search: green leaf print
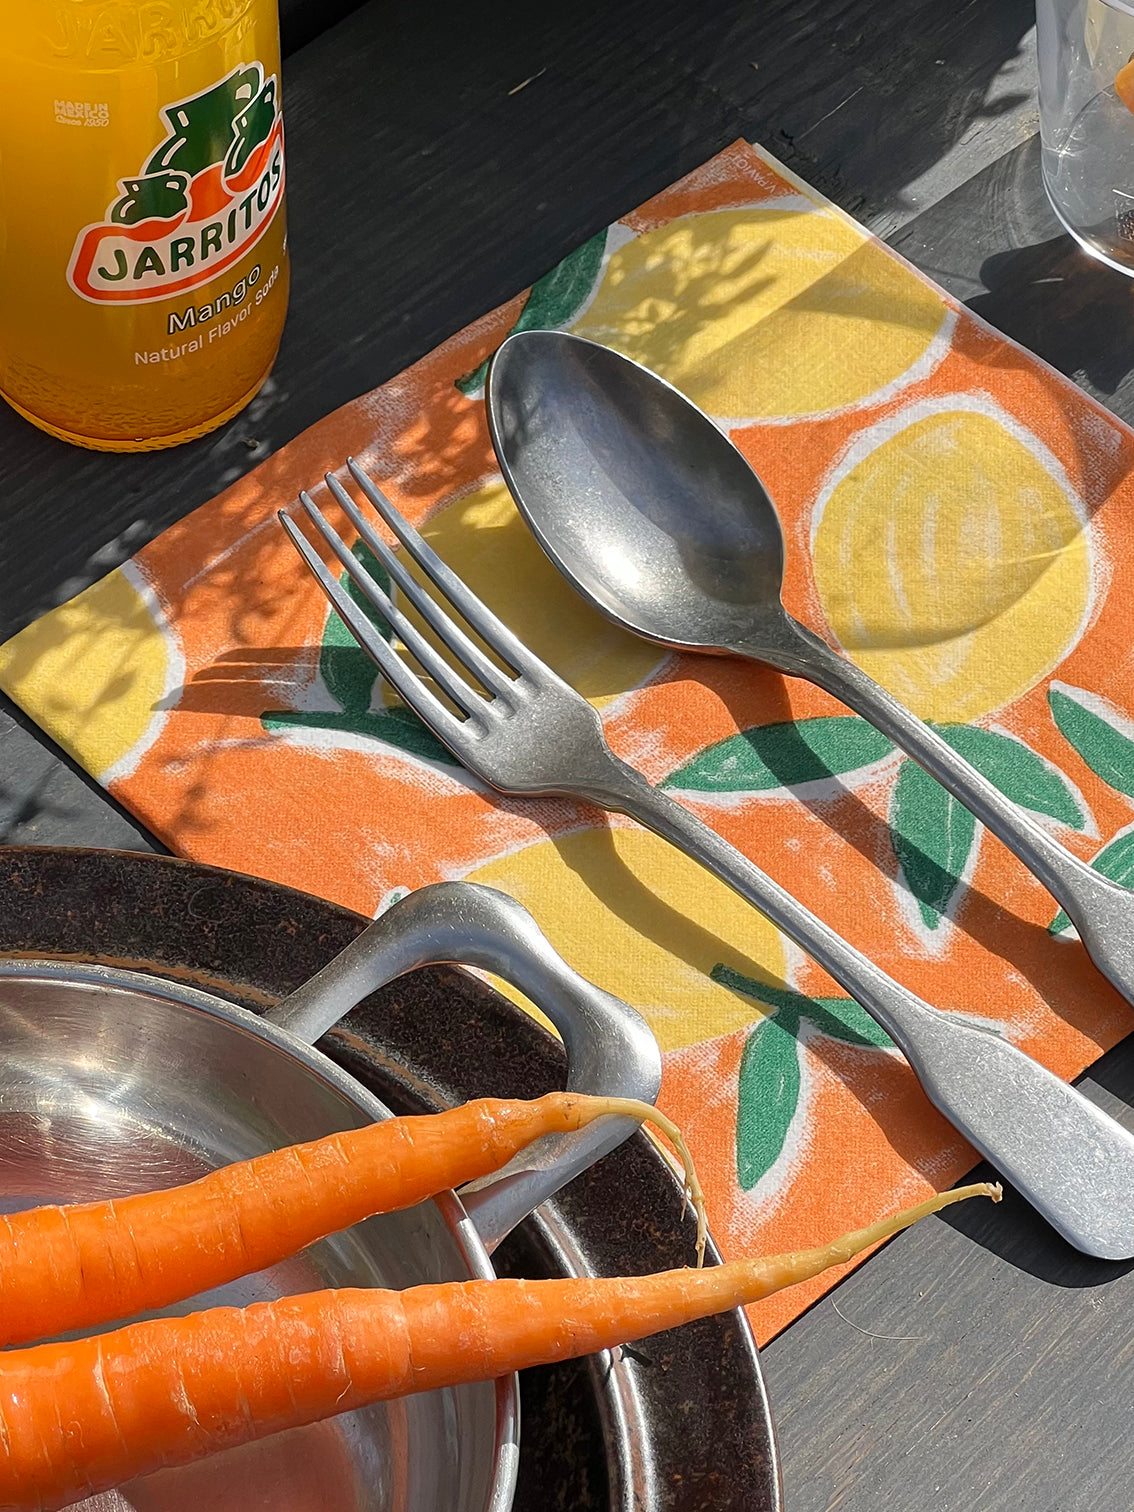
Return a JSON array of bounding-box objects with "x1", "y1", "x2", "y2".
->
[
  {"x1": 888, "y1": 723, "x2": 1084, "y2": 931},
  {"x1": 455, "y1": 229, "x2": 608, "y2": 396},
  {"x1": 262, "y1": 703, "x2": 454, "y2": 763},
  {"x1": 736, "y1": 1006, "x2": 802, "y2": 1192},
  {"x1": 1050, "y1": 826, "x2": 1134, "y2": 936},
  {"x1": 889, "y1": 757, "x2": 977, "y2": 930},
  {"x1": 934, "y1": 723, "x2": 1085, "y2": 829},
  {"x1": 720, "y1": 965, "x2": 893, "y2": 1191},
  {"x1": 661, "y1": 716, "x2": 894, "y2": 795},
  {"x1": 262, "y1": 541, "x2": 454, "y2": 766},
  {"x1": 1049, "y1": 685, "x2": 1134, "y2": 800}
]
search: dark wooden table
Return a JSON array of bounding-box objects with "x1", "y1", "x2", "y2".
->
[{"x1": 4, "y1": 1, "x2": 1134, "y2": 1507}]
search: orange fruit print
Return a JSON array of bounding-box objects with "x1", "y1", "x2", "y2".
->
[{"x1": 5, "y1": 140, "x2": 1134, "y2": 1343}]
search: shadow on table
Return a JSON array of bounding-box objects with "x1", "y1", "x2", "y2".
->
[
  {"x1": 970, "y1": 235, "x2": 1134, "y2": 401},
  {"x1": 0, "y1": 695, "x2": 163, "y2": 853},
  {"x1": 937, "y1": 1033, "x2": 1134, "y2": 1288}
]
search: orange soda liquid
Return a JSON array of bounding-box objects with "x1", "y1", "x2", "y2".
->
[{"x1": 0, "y1": 2, "x2": 290, "y2": 452}]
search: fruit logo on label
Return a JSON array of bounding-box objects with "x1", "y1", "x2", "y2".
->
[{"x1": 67, "y1": 63, "x2": 284, "y2": 305}]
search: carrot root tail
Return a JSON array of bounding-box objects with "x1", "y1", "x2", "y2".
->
[
  {"x1": 566, "y1": 1096, "x2": 708, "y2": 1267},
  {"x1": 768, "y1": 1180, "x2": 1002, "y2": 1296}
]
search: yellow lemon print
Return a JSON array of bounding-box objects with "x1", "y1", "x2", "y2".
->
[
  {"x1": 466, "y1": 825, "x2": 790, "y2": 1052},
  {"x1": 571, "y1": 207, "x2": 949, "y2": 421},
  {"x1": 0, "y1": 567, "x2": 177, "y2": 781},
  {"x1": 812, "y1": 408, "x2": 1092, "y2": 723},
  {"x1": 388, "y1": 479, "x2": 663, "y2": 706}
]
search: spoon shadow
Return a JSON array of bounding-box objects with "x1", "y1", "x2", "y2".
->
[
  {"x1": 938, "y1": 1147, "x2": 1134, "y2": 1288},
  {"x1": 489, "y1": 331, "x2": 1131, "y2": 1051}
]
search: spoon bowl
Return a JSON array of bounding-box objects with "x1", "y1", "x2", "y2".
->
[{"x1": 487, "y1": 329, "x2": 787, "y2": 653}]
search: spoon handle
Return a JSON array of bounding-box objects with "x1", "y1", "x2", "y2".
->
[
  {"x1": 579, "y1": 757, "x2": 1134, "y2": 1258},
  {"x1": 748, "y1": 623, "x2": 1134, "y2": 943}
]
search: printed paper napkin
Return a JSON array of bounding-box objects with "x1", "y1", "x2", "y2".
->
[{"x1": 5, "y1": 140, "x2": 1134, "y2": 1341}]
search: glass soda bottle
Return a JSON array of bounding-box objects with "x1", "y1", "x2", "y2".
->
[{"x1": 0, "y1": 2, "x2": 290, "y2": 451}]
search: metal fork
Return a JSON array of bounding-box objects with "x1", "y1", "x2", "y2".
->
[{"x1": 281, "y1": 459, "x2": 1134, "y2": 1259}]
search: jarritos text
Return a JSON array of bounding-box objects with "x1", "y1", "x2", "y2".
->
[{"x1": 67, "y1": 64, "x2": 284, "y2": 306}]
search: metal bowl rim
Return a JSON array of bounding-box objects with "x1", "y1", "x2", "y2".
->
[{"x1": 0, "y1": 955, "x2": 521, "y2": 1512}]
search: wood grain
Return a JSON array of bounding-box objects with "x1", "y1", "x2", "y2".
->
[{"x1": 764, "y1": 1036, "x2": 1134, "y2": 1510}]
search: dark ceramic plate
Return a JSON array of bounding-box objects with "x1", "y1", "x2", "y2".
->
[{"x1": 0, "y1": 846, "x2": 780, "y2": 1512}]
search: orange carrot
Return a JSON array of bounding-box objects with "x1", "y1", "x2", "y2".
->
[
  {"x1": 0, "y1": 1093, "x2": 704, "y2": 1347},
  {"x1": 1118, "y1": 57, "x2": 1134, "y2": 114},
  {"x1": 0, "y1": 1181, "x2": 999, "y2": 1511}
]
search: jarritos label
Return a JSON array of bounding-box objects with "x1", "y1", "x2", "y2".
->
[{"x1": 67, "y1": 63, "x2": 284, "y2": 306}]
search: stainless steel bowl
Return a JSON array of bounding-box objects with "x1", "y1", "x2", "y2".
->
[{"x1": 0, "y1": 881, "x2": 662, "y2": 1512}]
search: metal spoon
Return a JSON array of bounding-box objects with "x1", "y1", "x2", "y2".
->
[{"x1": 486, "y1": 329, "x2": 1134, "y2": 1014}]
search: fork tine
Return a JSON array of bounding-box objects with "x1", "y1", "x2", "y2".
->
[
  {"x1": 279, "y1": 510, "x2": 470, "y2": 751},
  {"x1": 296, "y1": 491, "x2": 489, "y2": 720},
  {"x1": 346, "y1": 458, "x2": 550, "y2": 680},
  {"x1": 323, "y1": 472, "x2": 515, "y2": 701}
]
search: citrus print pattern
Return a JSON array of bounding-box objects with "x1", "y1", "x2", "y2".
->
[
  {"x1": 664, "y1": 712, "x2": 1089, "y2": 938},
  {"x1": 466, "y1": 826, "x2": 790, "y2": 1052},
  {"x1": 391, "y1": 479, "x2": 665, "y2": 706},
  {"x1": 810, "y1": 403, "x2": 1094, "y2": 725},
  {"x1": 571, "y1": 207, "x2": 953, "y2": 423},
  {"x1": 7, "y1": 140, "x2": 1134, "y2": 1343},
  {"x1": 0, "y1": 562, "x2": 181, "y2": 783}
]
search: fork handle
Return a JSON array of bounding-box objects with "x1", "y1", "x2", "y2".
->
[{"x1": 580, "y1": 756, "x2": 1134, "y2": 1258}]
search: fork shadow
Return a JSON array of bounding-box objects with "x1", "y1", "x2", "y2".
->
[
  {"x1": 165, "y1": 634, "x2": 1134, "y2": 1206},
  {"x1": 935, "y1": 1033, "x2": 1134, "y2": 1287},
  {"x1": 167, "y1": 648, "x2": 316, "y2": 715}
]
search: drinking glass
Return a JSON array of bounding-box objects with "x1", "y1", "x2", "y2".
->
[{"x1": 1037, "y1": 0, "x2": 1134, "y2": 272}]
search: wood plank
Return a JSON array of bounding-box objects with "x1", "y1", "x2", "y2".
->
[
  {"x1": 0, "y1": 704, "x2": 159, "y2": 852},
  {"x1": 890, "y1": 135, "x2": 1134, "y2": 425},
  {"x1": 279, "y1": 0, "x2": 367, "y2": 56}
]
